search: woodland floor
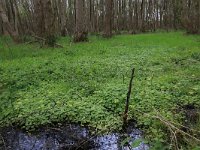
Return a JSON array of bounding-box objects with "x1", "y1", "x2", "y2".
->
[{"x1": 0, "y1": 32, "x2": 200, "y2": 148}]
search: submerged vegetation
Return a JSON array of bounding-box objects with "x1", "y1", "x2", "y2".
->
[{"x1": 0, "y1": 32, "x2": 200, "y2": 149}]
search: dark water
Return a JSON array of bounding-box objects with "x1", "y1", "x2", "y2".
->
[{"x1": 0, "y1": 124, "x2": 149, "y2": 150}]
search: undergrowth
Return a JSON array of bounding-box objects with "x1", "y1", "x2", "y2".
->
[{"x1": 0, "y1": 32, "x2": 200, "y2": 149}]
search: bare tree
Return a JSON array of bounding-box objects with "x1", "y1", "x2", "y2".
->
[
  {"x1": 104, "y1": 0, "x2": 113, "y2": 38},
  {"x1": 0, "y1": 0, "x2": 20, "y2": 42},
  {"x1": 33, "y1": 0, "x2": 56, "y2": 46},
  {"x1": 74, "y1": 0, "x2": 87, "y2": 42},
  {"x1": 59, "y1": 0, "x2": 67, "y2": 36},
  {"x1": 1, "y1": 0, "x2": 200, "y2": 41}
]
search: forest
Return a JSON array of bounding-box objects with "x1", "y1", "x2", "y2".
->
[{"x1": 0, "y1": 0, "x2": 200, "y2": 150}]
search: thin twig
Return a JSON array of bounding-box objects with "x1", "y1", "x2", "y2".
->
[
  {"x1": 153, "y1": 110, "x2": 200, "y2": 143},
  {"x1": 136, "y1": 108, "x2": 200, "y2": 147},
  {"x1": 153, "y1": 108, "x2": 200, "y2": 134},
  {"x1": 154, "y1": 113, "x2": 200, "y2": 143}
]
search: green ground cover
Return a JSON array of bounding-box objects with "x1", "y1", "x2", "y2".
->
[{"x1": 0, "y1": 32, "x2": 200, "y2": 149}]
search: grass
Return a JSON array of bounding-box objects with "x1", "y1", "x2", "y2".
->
[{"x1": 0, "y1": 32, "x2": 200, "y2": 149}]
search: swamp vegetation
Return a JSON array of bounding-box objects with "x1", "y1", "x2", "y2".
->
[{"x1": 0, "y1": 32, "x2": 200, "y2": 149}]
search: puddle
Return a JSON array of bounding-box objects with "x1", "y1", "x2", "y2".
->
[{"x1": 0, "y1": 124, "x2": 149, "y2": 150}]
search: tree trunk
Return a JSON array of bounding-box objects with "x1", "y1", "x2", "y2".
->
[
  {"x1": 34, "y1": 0, "x2": 56, "y2": 46},
  {"x1": 43, "y1": 0, "x2": 55, "y2": 45},
  {"x1": 0, "y1": 17, "x2": 2, "y2": 35},
  {"x1": 0, "y1": 0, "x2": 20, "y2": 42},
  {"x1": 74, "y1": 0, "x2": 87, "y2": 42},
  {"x1": 128, "y1": 0, "x2": 133, "y2": 32},
  {"x1": 60, "y1": 0, "x2": 67, "y2": 36},
  {"x1": 34, "y1": 0, "x2": 44, "y2": 37},
  {"x1": 104, "y1": 0, "x2": 113, "y2": 38}
]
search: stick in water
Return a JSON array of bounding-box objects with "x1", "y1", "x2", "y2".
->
[{"x1": 123, "y1": 68, "x2": 135, "y2": 127}]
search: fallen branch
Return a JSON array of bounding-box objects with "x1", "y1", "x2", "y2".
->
[
  {"x1": 31, "y1": 35, "x2": 64, "y2": 48},
  {"x1": 168, "y1": 118, "x2": 200, "y2": 134},
  {"x1": 136, "y1": 108, "x2": 200, "y2": 149},
  {"x1": 153, "y1": 109, "x2": 200, "y2": 142},
  {"x1": 25, "y1": 40, "x2": 38, "y2": 45},
  {"x1": 154, "y1": 114, "x2": 200, "y2": 143}
]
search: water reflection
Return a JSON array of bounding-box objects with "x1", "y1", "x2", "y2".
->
[{"x1": 0, "y1": 124, "x2": 149, "y2": 150}]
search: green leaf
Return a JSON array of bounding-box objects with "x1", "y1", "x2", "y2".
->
[
  {"x1": 121, "y1": 137, "x2": 131, "y2": 146},
  {"x1": 131, "y1": 138, "x2": 143, "y2": 148}
]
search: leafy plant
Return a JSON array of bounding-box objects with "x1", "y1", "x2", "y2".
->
[{"x1": 0, "y1": 32, "x2": 200, "y2": 149}]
